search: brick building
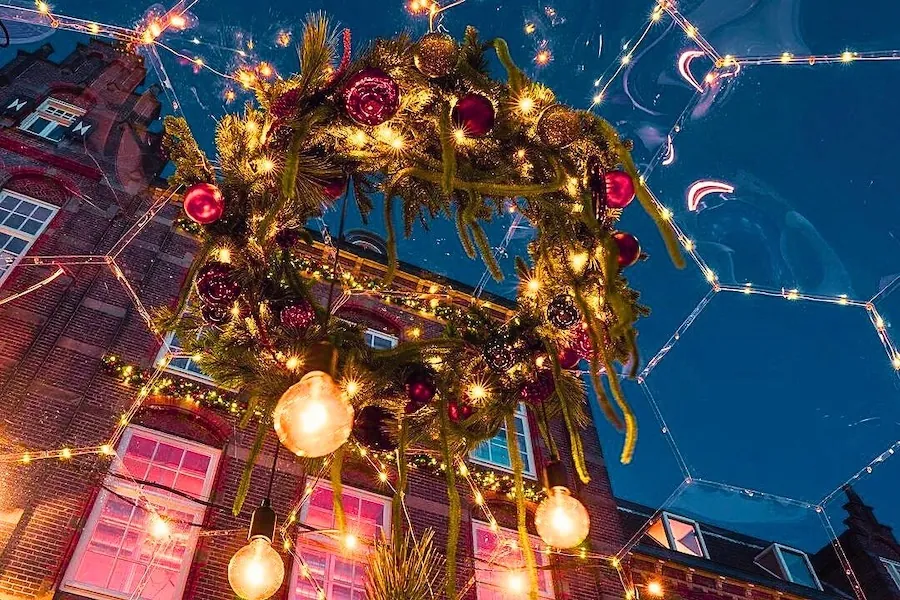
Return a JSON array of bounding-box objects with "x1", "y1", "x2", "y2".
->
[{"x1": 0, "y1": 39, "x2": 896, "y2": 600}]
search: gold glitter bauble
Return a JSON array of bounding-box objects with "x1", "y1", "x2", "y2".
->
[
  {"x1": 537, "y1": 105, "x2": 583, "y2": 147},
  {"x1": 414, "y1": 33, "x2": 458, "y2": 78}
]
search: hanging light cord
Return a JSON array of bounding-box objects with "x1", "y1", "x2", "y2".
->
[
  {"x1": 265, "y1": 442, "x2": 281, "y2": 500},
  {"x1": 324, "y1": 186, "x2": 352, "y2": 323}
]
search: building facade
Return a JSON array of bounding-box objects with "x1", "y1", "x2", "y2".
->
[{"x1": 0, "y1": 40, "x2": 896, "y2": 600}]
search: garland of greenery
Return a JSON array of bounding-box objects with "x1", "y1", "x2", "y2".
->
[{"x1": 158, "y1": 14, "x2": 682, "y2": 596}]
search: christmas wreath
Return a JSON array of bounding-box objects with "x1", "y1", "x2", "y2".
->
[{"x1": 159, "y1": 14, "x2": 683, "y2": 599}]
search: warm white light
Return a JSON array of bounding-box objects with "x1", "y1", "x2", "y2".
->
[
  {"x1": 780, "y1": 52, "x2": 793, "y2": 64},
  {"x1": 150, "y1": 516, "x2": 171, "y2": 540},
  {"x1": 841, "y1": 51, "x2": 854, "y2": 63},
  {"x1": 534, "y1": 486, "x2": 590, "y2": 549},
  {"x1": 526, "y1": 278, "x2": 541, "y2": 294},
  {"x1": 517, "y1": 96, "x2": 535, "y2": 114},
  {"x1": 506, "y1": 571, "x2": 527, "y2": 594},
  {"x1": 569, "y1": 251, "x2": 589, "y2": 273},
  {"x1": 343, "y1": 533, "x2": 358, "y2": 550},
  {"x1": 468, "y1": 383, "x2": 488, "y2": 400},
  {"x1": 646, "y1": 580, "x2": 664, "y2": 596},
  {"x1": 273, "y1": 371, "x2": 354, "y2": 457},
  {"x1": 228, "y1": 538, "x2": 285, "y2": 600}
]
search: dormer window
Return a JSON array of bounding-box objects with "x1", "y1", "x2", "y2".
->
[
  {"x1": 755, "y1": 543, "x2": 822, "y2": 590},
  {"x1": 882, "y1": 557, "x2": 900, "y2": 590},
  {"x1": 646, "y1": 512, "x2": 708, "y2": 557},
  {"x1": 19, "y1": 97, "x2": 84, "y2": 141}
]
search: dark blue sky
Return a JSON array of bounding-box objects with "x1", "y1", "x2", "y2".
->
[{"x1": 6, "y1": 0, "x2": 900, "y2": 559}]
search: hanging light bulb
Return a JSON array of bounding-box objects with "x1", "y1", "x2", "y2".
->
[
  {"x1": 534, "y1": 461, "x2": 590, "y2": 549},
  {"x1": 273, "y1": 343, "x2": 354, "y2": 458},
  {"x1": 228, "y1": 500, "x2": 285, "y2": 600}
]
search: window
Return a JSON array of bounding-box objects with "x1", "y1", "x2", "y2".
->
[
  {"x1": 364, "y1": 327, "x2": 398, "y2": 350},
  {"x1": 288, "y1": 483, "x2": 391, "y2": 599},
  {"x1": 0, "y1": 190, "x2": 57, "y2": 287},
  {"x1": 158, "y1": 332, "x2": 215, "y2": 385},
  {"x1": 882, "y1": 558, "x2": 900, "y2": 589},
  {"x1": 61, "y1": 426, "x2": 221, "y2": 600},
  {"x1": 19, "y1": 97, "x2": 84, "y2": 141},
  {"x1": 646, "y1": 512, "x2": 708, "y2": 558},
  {"x1": 472, "y1": 521, "x2": 554, "y2": 600},
  {"x1": 754, "y1": 543, "x2": 822, "y2": 590},
  {"x1": 470, "y1": 403, "x2": 536, "y2": 477}
]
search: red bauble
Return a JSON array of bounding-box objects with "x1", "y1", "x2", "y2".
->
[
  {"x1": 269, "y1": 88, "x2": 303, "y2": 120},
  {"x1": 274, "y1": 227, "x2": 302, "y2": 249},
  {"x1": 405, "y1": 367, "x2": 436, "y2": 412},
  {"x1": 572, "y1": 324, "x2": 594, "y2": 359},
  {"x1": 353, "y1": 406, "x2": 398, "y2": 452},
  {"x1": 558, "y1": 345, "x2": 581, "y2": 370},
  {"x1": 613, "y1": 231, "x2": 641, "y2": 268},
  {"x1": 342, "y1": 68, "x2": 400, "y2": 126},
  {"x1": 451, "y1": 94, "x2": 495, "y2": 137},
  {"x1": 195, "y1": 262, "x2": 241, "y2": 306},
  {"x1": 448, "y1": 399, "x2": 473, "y2": 423},
  {"x1": 321, "y1": 177, "x2": 347, "y2": 201},
  {"x1": 183, "y1": 183, "x2": 224, "y2": 225},
  {"x1": 280, "y1": 299, "x2": 316, "y2": 330},
  {"x1": 519, "y1": 371, "x2": 555, "y2": 405},
  {"x1": 604, "y1": 171, "x2": 635, "y2": 209}
]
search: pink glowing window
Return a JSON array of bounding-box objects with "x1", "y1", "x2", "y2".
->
[
  {"x1": 472, "y1": 521, "x2": 555, "y2": 600},
  {"x1": 61, "y1": 426, "x2": 221, "y2": 600},
  {"x1": 288, "y1": 483, "x2": 391, "y2": 600},
  {"x1": 646, "y1": 512, "x2": 708, "y2": 558}
]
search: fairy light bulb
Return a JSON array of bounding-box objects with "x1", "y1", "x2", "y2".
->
[
  {"x1": 534, "y1": 461, "x2": 590, "y2": 549},
  {"x1": 229, "y1": 500, "x2": 285, "y2": 600},
  {"x1": 273, "y1": 344, "x2": 353, "y2": 458}
]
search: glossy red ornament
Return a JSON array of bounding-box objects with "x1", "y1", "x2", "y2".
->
[
  {"x1": 613, "y1": 231, "x2": 641, "y2": 268},
  {"x1": 451, "y1": 94, "x2": 495, "y2": 137},
  {"x1": 572, "y1": 324, "x2": 593, "y2": 360},
  {"x1": 280, "y1": 299, "x2": 316, "y2": 330},
  {"x1": 604, "y1": 171, "x2": 635, "y2": 209},
  {"x1": 519, "y1": 371, "x2": 555, "y2": 405},
  {"x1": 448, "y1": 399, "x2": 473, "y2": 423},
  {"x1": 269, "y1": 88, "x2": 302, "y2": 120},
  {"x1": 546, "y1": 294, "x2": 580, "y2": 329},
  {"x1": 195, "y1": 262, "x2": 241, "y2": 306},
  {"x1": 558, "y1": 345, "x2": 581, "y2": 370},
  {"x1": 405, "y1": 367, "x2": 436, "y2": 412},
  {"x1": 321, "y1": 177, "x2": 347, "y2": 202},
  {"x1": 183, "y1": 183, "x2": 224, "y2": 225},
  {"x1": 342, "y1": 68, "x2": 400, "y2": 126}
]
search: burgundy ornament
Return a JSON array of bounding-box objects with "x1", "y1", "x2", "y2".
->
[
  {"x1": 557, "y1": 345, "x2": 581, "y2": 370},
  {"x1": 353, "y1": 406, "x2": 398, "y2": 451},
  {"x1": 448, "y1": 399, "x2": 473, "y2": 423},
  {"x1": 451, "y1": 94, "x2": 495, "y2": 137},
  {"x1": 269, "y1": 88, "x2": 303, "y2": 120},
  {"x1": 321, "y1": 177, "x2": 348, "y2": 202},
  {"x1": 613, "y1": 231, "x2": 641, "y2": 268},
  {"x1": 405, "y1": 367, "x2": 436, "y2": 412},
  {"x1": 519, "y1": 371, "x2": 555, "y2": 405},
  {"x1": 546, "y1": 294, "x2": 580, "y2": 329},
  {"x1": 572, "y1": 324, "x2": 593, "y2": 360},
  {"x1": 604, "y1": 171, "x2": 635, "y2": 209},
  {"x1": 274, "y1": 227, "x2": 302, "y2": 249},
  {"x1": 200, "y1": 302, "x2": 231, "y2": 326},
  {"x1": 482, "y1": 333, "x2": 519, "y2": 372},
  {"x1": 195, "y1": 262, "x2": 241, "y2": 306},
  {"x1": 183, "y1": 183, "x2": 224, "y2": 225},
  {"x1": 280, "y1": 299, "x2": 316, "y2": 330},
  {"x1": 342, "y1": 68, "x2": 400, "y2": 126}
]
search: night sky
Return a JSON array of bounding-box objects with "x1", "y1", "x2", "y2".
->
[{"x1": 4, "y1": 0, "x2": 900, "y2": 560}]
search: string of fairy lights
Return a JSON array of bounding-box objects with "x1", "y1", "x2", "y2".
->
[{"x1": 0, "y1": 0, "x2": 898, "y2": 598}]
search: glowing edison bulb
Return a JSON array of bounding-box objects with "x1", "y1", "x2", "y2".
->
[
  {"x1": 273, "y1": 371, "x2": 354, "y2": 457},
  {"x1": 534, "y1": 486, "x2": 590, "y2": 549},
  {"x1": 228, "y1": 538, "x2": 285, "y2": 600}
]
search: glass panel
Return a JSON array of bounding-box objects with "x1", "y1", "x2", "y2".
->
[
  {"x1": 19, "y1": 219, "x2": 41, "y2": 235},
  {"x1": 667, "y1": 518, "x2": 704, "y2": 556},
  {"x1": 31, "y1": 206, "x2": 52, "y2": 221},
  {"x1": 781, "y1": 548, "x2": 818, "y2": 588},
  {"x1": 645, "y1": 518, "x2": 669, "y2": 549},
  {"x1": 12, "y1": 201, "x2": 36, "y2": 216},
  {"x1": 0, "y1": 196, "x2": 16, "y2": 209},
  {"x1": 24, "y1": 116, "x2": 51, "y2": 134},
  {"x1": 3, "y1": 214, "x2": 25, "y2": 230},
  {"x1": 45, "y1": 125, "x2": 66, "y2": 141}
]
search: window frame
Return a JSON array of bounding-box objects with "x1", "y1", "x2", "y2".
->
[
  {"x1": 882, "y1": 557, "x2": 900, "y2": 589},
  {"x1": 157, "y1": 332, "x2": 217, "y2": 386},
  {"x1": 288, "y1": 482, "x2": 392, "y2": 600},
  {"x1": 60, "y1": 425, "x2": 221, "y2": 600},
  {"x1": 471, "y1": 520, "x2": 555, "y2": 600},
  {"x1": 363, "y1": 327, "x2": 398, "y2": 350},
  {"x1": 469, "y1": 403, "x2": 537, "y2": 479},
  {"x1": 18, "y1": 97, "x2": 84, "y2": 141},
  {"x1": 754, "y1": 543, "x2": 823, "y2": 590},
  {"x1": 0, "y1": 190, "x2": 58, "y2": 288},
  {"x1": 647, "y1": 512, "x2": 709, "y2": 558}
]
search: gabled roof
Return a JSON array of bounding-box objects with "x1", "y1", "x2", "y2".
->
[{"x1": 617, "y1": 499, "x2": 853, "y2": 600}]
